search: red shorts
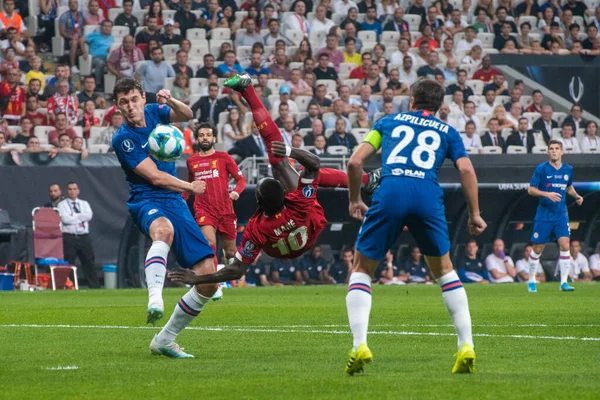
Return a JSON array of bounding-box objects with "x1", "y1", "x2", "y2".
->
[{"x1": 195, "y1": 212, "x2": 237, "y2": 241}]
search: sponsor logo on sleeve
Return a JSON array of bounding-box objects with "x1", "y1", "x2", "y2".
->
[
  {"x1": 148, "y1": 209, "x2": 158, "y2": 215},
  {"x1": 121, "y1": 139, "x2": 134, "y2": 153},
  {"x1": 302, "y1": 185, "x2": 315, "y2": 198},
  {"x1": 241, "y1": 241, "x2": 255, "y2": 257}
]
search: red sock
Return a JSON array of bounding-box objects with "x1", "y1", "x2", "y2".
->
[
  {"x1": 318, "y1": 168, "x2": 369, "y2": 188},
  {"x1": 210, "y1": 244, "x2": 218, "y2": 271},
  {"x1": 241, "y1": 85, "x2": 284, "y2": 166}
]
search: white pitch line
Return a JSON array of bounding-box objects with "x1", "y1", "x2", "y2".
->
[
  {"x1": 44, "y1": 366, "x2": 79, "y2": 371},
  {"x1": 0, "y1": 324, "x2": 598, "y2": 342}
]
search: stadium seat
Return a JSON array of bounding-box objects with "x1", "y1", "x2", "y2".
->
[
  {"x1": 351, "y1": 128, "x2": 369, "y2": 141},
  {"x1": 553, "y1": 112, "x2": 568, "y2": 125},
  {"x1": 163, "y1": 77, "x2": 175, "y2": 91},
  {"x1": 162, "y1": 44, "x2": 179, "y2": 61},
  {"x1": 405, "y1": 14, "x2": 422, "y2": 32},
  {"x1": 94, "y1": 109, "x2": 106, "y2": 121},
  {"x1": 266, "y1": 79, "x2": 285, "y2": 94},
  {"x1": 286, "y1": 29, "x2": 304, "y2": 45},
  {"x1": 522, "y1": 112, "x2": 541, "y2": 125},
  {"x1": 289, "y1": 62, "x2": 303, "y2": 70},
  {"x1": 111, "y1": 26, "x2": 129, "y2": 42},
  {"x1": 235, "y1": 11, "x2": 248, "y2": 26},
  {"x1": 295, "y1": 96, "x2": 312, "y2": 113},
  {"x1": 331, "y1": 13, "x2": 346, "y2": 25},
  {"x1": 476, "y1": 112, "x2": 491, "y2": 127},
  {"x1": 298, "y1": 128, "x2": 311, "y2": 137},
  {"x1": 500, "y1": 128, "x2": 512, "y2": 140},
  {"x1": 507, "y1": 145, "x2": 527, "y2": 154},
  {"x1": 465, "y1": 146, "x2": 478, "y2": 154},
  {"x1": 316, "y1": 79, "x2": 337, "y2": 93},
  {"x1": 551, "y1": 128, "x2": 562, "y2": 139},
  {"x1": 460, "y1": 64, "x2": 478, "y2": 78},
  {"x1": 479, "y1": 33, "x2": 495, "y2": 48},
  {"x1": 188, "y1": 45, "x2": 209, "y2": 62},
  {"x1": 583, "y1": 146, "x2": 600, "y2": 153},
  {"x1": 374, "y1": 112, "x2": 385, "y2": 122},
  {"x1": 34, "y1": 126, "x2": 54, "y2": 144},
  {"x1": 83, "y1": 24, "x2": 99, "y2": 36},
  {"x1": 466, "y1": 80, "x2": 484, "y2": 96},
  {"x1": 532, "y1": 145, "x2": 548, "y2": 154},
  {"x1": 482, "y1": 146, "x2": 502, "y2": 154},
  {"x1": 89, "y1": 144, "x2": 110, "y2": 153},
  {"x1": 104, "y1": 74, "x2": 116, "y2": 95},
  {"x1": 326, "y1": 145, "x2": 349, "y2": 155},
  {"x1": 324, "y1": 128, "x2": 335, "y2": 138},
  {"x1": 186, "y1": 28, "x2": 207, "y2": 41},
  {"x1": 79, "y1": 54, "x2": 92, "y2": 76},
  {"x1": 358, "y1": 31, "x2": 376, "y2": 43},
  {"x1": 345, "y1": 79, "x2": 360, "y2": 91},
  {"x1": 108, "y1": 7, "x2": 123, "y2": 21}
]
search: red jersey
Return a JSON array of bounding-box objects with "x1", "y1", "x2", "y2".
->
[
  {"x1": 236, "y1": 176, "x2": 327, "y2": 263},
  {"x1": 349, "y1": 66, "x2": 368, "y2": 80},
  {"x1": 186, "y1": 151, "x2": 246, "y2": 217},
  {"x1": 0, "y1": 82, "x2": 25, "y2": 120},
  {"x1": 472, "y1": 67, "x2": 500, "y2": 83},
  {"x1": 26, "y1": 111, "x2": 48, "y2": 127}
]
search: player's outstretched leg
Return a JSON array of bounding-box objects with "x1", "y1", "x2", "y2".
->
[
  {"x1": 224, "y1": 74, "x2": 284, "y2": 166},
  {"x1": 318, "y1": 167, "x2": 382, "y2": 196},
  {"x1": 151, "y1": 258, "x2": 217, "y2": 358},
  {"x1": 345, "y1": 251, "x2": 375, "y2": 376},
  {"x1": 145, "y1": 240, "x2": 169, "y2": 326},
  {"x1": 427, "y1": 254, "x2": 475, "y2": 373}
]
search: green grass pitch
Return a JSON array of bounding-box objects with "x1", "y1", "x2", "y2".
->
[{"x1": 1, "y1": 283, "x2": 599, "y2": 399}]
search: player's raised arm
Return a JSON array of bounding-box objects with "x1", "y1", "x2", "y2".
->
[
  {"x1": 168, "y1": 259, "x2": 248, "y2": 285},
  {"x1": 272, "y1": 141, "x2": 320, "y2": 177},
  {"x1": 455, "y1": 157, "x2": 486, "y2": 236},
  {"x1": 156, "y1": 89, "x2": 193, "y2": 123},
  {"x1": 347, "y1": 142, "x2": 377, "y2": 221},
  {"x1": 134, "y1": 158, "x2": 206, "y2": 194}
]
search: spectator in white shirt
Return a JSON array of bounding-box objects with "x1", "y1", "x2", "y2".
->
[
  {"x1": 390, "y1": 38, "x2": 416, "y2": 66},
  {"x1": 555, "y1": 240, "x2": 593, "y2": 282},
  {"x1": 335, "y1": 0, "x2": 359, "y2": 16},
  {"x1": 444, "y1": 9, "x2": 467, "y2": 37},
  {"x1": 311, "y1": 5, "x2": 335, "y2": 48},
  {"x1": 476, "y1": 87, "x2": 499, "y2": 114},
  {"x1": 558, "y1": 122, "x2": 582, "y2": 153},
  {"x1": 449, "y1": 90, "x2": 465, "y2": 114},
  {"x1": 589, "y1": 247, "x2": 600, "y2": 279},
  {"x1": 57, "y1": 182, "x2": 99, "y2": 288},
  {"x1": 399, "y1": 55, "x2": 418, "y2": 86},
  {"x1": 485, "y1": 239, "x2": 517, "y2": 283},
  {"x1": 580, "y1": 120, "x2": 600, "y2": 151},
  {"x1": 461, "y1": 121, "x2": 483, "y2": 151},
  {"x1": 285, "y1": 1, "x2": 310, "y2": 37},
  {"x1": 515, "y1": 244, "x2": 546, "y2": 282},
  {"x1": 456, "y1": 101, "x2": 482, "y2": 131},
  {"x1": 456, "y1": 26, "x2": 483, "y2": 52}
]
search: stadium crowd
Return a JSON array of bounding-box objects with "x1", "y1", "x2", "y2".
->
[
  {"x1": 239, "y1": 239, "x2": 600, "y2": 286},
  {"x1": 1, "y1": 0, "x2": 600, "y2": 159}
]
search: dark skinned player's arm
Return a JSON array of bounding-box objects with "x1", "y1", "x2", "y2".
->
[
  {"x1": 271, "y1": 141, "x2": 320, "y2": 192},
  {"x1": 169, "y1": 258, "x2": 248, "y2": 285}
]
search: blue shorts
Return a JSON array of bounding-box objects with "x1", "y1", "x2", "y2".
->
[
  {"x1": 356, "y1": 179, "x2": 450, "y2": 260},
  {"x1": 530, "y1": 217, "x2": 570, "y2": 244},
  {"x1": 129, "y1": 198, "x2": 213, "y2": 269}
]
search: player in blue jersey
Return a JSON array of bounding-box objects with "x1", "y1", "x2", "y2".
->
[
  {"x1": 112, "y1": 78, "x2": 218, "y2": 359},
  {"x1": 344, "y1": 79, "x2": 487, "y2": 375},
  {"x1": 525, "y1": 140, "x2": 584, "y2": 293}
]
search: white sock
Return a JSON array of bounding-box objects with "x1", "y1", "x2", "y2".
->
[
  {"x1": 145, "y1": 241, "x2": 169, "y2": 308},
  {"x1": 156, "y1": 287, "x2": 210, "y2": 345},
  {"x1": 528, "y1": 250, "x2": 542, "y2": 283},
  {"x1": 346, "y1": 272, "x2": 372, "y2": 349},
  {"x1": 438, "y1": 271, "x2": 473, "y2": 350},
  {"x1": 559, "y1": 251, "x2": 571, "y2": 285}
]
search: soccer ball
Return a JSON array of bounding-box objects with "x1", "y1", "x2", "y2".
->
[{"x1": 148, "y1": 124, "x2": 186, "y2": 162}]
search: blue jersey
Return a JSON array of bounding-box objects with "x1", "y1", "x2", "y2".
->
[
  {"x1": 530, "y1": 161, "x2": 573, "y2": 221},
  {"x1": 366, "y1": 111, "x2": 467, "y2": 185},
  {"x1": 112, "y1": 104, "x2": 180, "y2": 205}
]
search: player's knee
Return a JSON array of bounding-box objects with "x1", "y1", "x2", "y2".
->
[{"x1": 151, "y1": 224, "x2": 174, "y2": 244}]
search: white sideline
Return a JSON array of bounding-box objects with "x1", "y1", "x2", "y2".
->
[
  {"x1": 0, "y1": 324, "x2": 599, "y2": 342},
  {"x1": 44, "y1": 366, "x2": 79, "y2": 371}
]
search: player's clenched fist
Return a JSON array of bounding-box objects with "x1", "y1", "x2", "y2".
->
[
  {"x1": 271, "y1": 141, "x2": 288, "y2": 158},
  {"x1": 349, "y1": 201, "x2": 368, "y2": 221},
  {"x1": 468, "y1": 215, "x2": 487, "y2": 236},
  {"x1": 156, "y1": 89, "x2": 172, "y2": 104},
  {"x1": 190, "y1": 180, "x2": 206, "y2": 194},
  {"x1": 229, "y1": 191, "x2": 240, "y2": 201}
]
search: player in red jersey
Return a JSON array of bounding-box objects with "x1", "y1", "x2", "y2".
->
[
  {"x1": 169, "y1": 73, "x2": 380, "y2": 286},
  {"x1": 186, "y1": 122, "x2": 246, "y2": 265}
]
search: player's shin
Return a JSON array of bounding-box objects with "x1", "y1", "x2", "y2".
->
[
  {"x1": 346, "y1": 272, "x2": 372, "y2": 349},
  {"x1": 145, "y1": 241, "x2": 169, "y2": 308},
  {"x1": 438, "y1": 271, "x2": 473, "y2": 349},
  {"x1": 559, "y1": 251, "x2": 571, "y2": 285},
  {"x1": 155, "y1": 286, "x2": 211, "y2": 345},
  {"x1": 318, "y1": 168, "x2": 371, "y2": 188},
  {"x1": 528, "y1": 251, "x2": 542, "y2": 283}
]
